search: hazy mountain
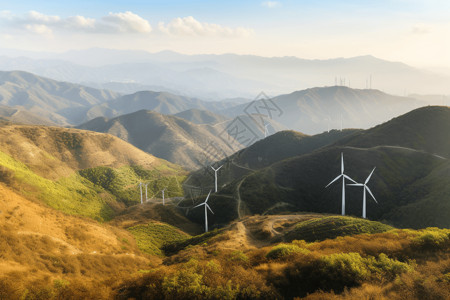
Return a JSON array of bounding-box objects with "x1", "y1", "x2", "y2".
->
[
  {"x1": 84, "y1": 90, "x2": 242, "y2": 122},
  {"x1": 173, "y1": 109, "x2": 229, "y2": 124},
  {"x1": 0, "y1": 104, "x2": 56, "y2": 125},
  {"x1": 2, "y1": 48, "x2": 450, "y2": 99},
  {"x1": 221, "y1": 86, "x2": 423, "y2": 134},
  {"x1": 0, "y1": 70, "x2": 120, "y2": 125},
  {"x1": 77, "y1": 109, "x2": 286, "y2": 170}
]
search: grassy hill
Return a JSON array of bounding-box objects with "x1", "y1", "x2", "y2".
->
[
  {"x1": 336, "y1": 106, "x2": 450, "y2": 159},
  {"x1": 0, "y1": 70, "x2": 120, "y2": 125},
  {"x1": 0, "y1": 124, "x2": 186, "y2": 221},
  {"x1": 184, "y1": 129, "x2": 359, "y2": 195},
  {"x1": 0, "y1": 183, "x2": 153, "y2": 299}
]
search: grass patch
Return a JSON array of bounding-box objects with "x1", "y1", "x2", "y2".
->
[
  {"x1": 128, "y1": 222, "x2": 190, "y2": 256},
  {"x1": 284, "y1": 216, "x2": 394, "y2": 242}
]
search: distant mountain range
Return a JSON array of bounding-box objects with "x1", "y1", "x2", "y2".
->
[
  {"x1": 186, "y1": 106, "x2": 450, "y2": 229},
  {"x1": 221, "y1": 86, "x2": 424, "y2": 134},
  {"x1": 0, "y1": 70, "x2": 120, "y2": 125},
  {"x1": 1, "y1": 48, "x2": 450, "y2": 99}
]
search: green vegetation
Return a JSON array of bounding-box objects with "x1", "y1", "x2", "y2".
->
[
  {"x1": 79, "y1": 165, "x2": 185, "y2": 206},
  {"x1": 128, "y1": 222, "x2": 190, "y2": 256},
  {"x1": 163, "y1": 228, "x2": 226, "y2": 255},
  {"x1": 0, "y1": 150, "x2": 114, "y2": 221},
  {"x1": 266, "y1": 243, "x2": 310, "y2": 260},
  {"x1": 0, "y1": 149, "x2": 185, "y2": 222},
  {"x1": 284, "y1": 216, "x2": 394, "y2": 242}
]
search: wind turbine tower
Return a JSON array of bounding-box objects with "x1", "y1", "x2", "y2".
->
[
  {"x1": 325, "y1": 153, "x2": 357, "y2": 215},
  {"x1": 264, "y1": 122, "x2": 270, "y2": 138},
  {"x1": 139, "y1": 182, "x2": 143, "y2": 204},
  {"x1": 211, "y1": 165, "x2": 223, "y2": 193},
  {"x1": 193, "y1": 190, "x2": 214, "y2": 232},
  {"x1": 348, "y1": 167, "x2": 378, "y2": 219}
]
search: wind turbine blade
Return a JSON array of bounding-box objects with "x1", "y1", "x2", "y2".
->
[
  {"x1": 343, "y1": 174, "x2": 357, "y2": 184},
  {"x1": 365, "y1": 186, "x2": 378, "y2": 203},
  {"x1": 205, "y1": 190, "x2": 212, "y2": 203},
  {"x1": 341, "y1": 153, "x2": 344, "y2": 174},
  {"x1": 217, "y1": 165, "x2": 223, "y2": 171},
  {"x1": 347, "y1": 183, "x2": 364, "y2": 186},
  {"x1": 326, "y1": 175, "x2": 342, "y2": 188},
  {"x1": 193, "y1": 203, "x2": 204, "y2": 209},
  {"x1": 211, "y1": 166, "x2": 216, "y2": 171},
  {"x1": 365, "y1": 167, "x2": 376, "y2": 184},
  {"x1": 206, "y1": 204, "x2": 214, "y2": 214}
]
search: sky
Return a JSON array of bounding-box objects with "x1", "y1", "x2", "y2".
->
[{"x1": 0, "y1": 0, "x2": 449, "y2": 68}]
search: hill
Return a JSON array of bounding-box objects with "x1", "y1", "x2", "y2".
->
[
  {"x1": 221, "y1": 86, "x2": 422, "y2": 134},
  {"x1": 173, "y1": 108, "x2": 229, "y2": 124},
  {"x1": 336, "y1": 106, "x2": 450, "y2": 159},
  {"x1": 184, "y1": 129, "x2": 359, "y2": 193},
  {"x1": 77, "y1": 110, "x2": 286, "y2": 170},
  {"x1": 185, "y1": 106, "x2": 450, "y2": 229},
  {"x1": 0, "y1": 182, "x2": 153, "y2": 298},
  {"x1": 0, "y1": 70, "x2": 120, "y2": 125},
  {"x1": 0, "y1": 104, "x2": 55, "y2": 125},
  {"x1": 84, "y1": 90, "x2": 240, "y2": 121},
  {"x1": 0, "y1": 124, "x2": 185, "y2": 220}
]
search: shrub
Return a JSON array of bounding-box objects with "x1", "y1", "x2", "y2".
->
[
  {"x1": 412, "y1": 228, "x2": 450, "y2": 250},
  {"x1": 266, "y1": 243, "x2": 310, "y2": 260}
]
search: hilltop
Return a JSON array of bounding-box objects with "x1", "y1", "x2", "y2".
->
[
  {"x1": 0, "y1": 70, "x2": 120, "y2": 125},
  {"x1": 336, "y1": 105, "x2": 450, "y2": 159}
]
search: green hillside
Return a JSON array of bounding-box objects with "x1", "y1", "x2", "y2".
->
[
  {"x1": 284, "y1": 216, "x2": 394, "y2": 242},
  {"x1": 0, "y1": 124, "x2": 186, "y2": 221},
  {"x1": 337, "y1": 106, "x2": 450, "y2": 158}
]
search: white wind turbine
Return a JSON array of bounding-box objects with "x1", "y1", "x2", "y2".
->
[
  {"x1": 325, "y1": 153, "x2": 357, "y2": 215},
  {"x1": 193, "y1": 190, "x2": 214, "y2": 232},
  {"x1": 145, "y1": 183, "x2": 149, "y2": 202},
  {"x1": 348, "y1": 167, "x2": 378, "y2": 219},
  {"x1": 211, "y1": 165, "x2": 223, "y2": 193},
  {"x1": 139, "y1": 182, "x2": 143, "y2": 204},
  {"x1": 264, "y1": 122, "x2": 270, "y2": 138}
]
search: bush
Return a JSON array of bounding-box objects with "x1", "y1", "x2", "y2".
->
[
  {"x1": 412, "y1": 228, "x2": 450, "y2": 250},
  {"x1": 266, "y1": 243, "x2": 310, "y2": 260}
]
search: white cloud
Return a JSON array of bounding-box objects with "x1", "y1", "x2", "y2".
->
[
  {"x1": 0, "y1": 10, "x2": 151, "y2": 34},
  {"x1": 102, "y1": 11, "x2": 152, "y2": 33},
  {"x1": 262, "y1": 1, "x2": 281, "y2": 8},
  {"x1": 158, "y1": 16, "x2": 253, "y2": 38}
]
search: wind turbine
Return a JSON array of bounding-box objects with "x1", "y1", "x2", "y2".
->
[
  {"x1": 144, "y1": 183, "x2": 149, "y2": 202},
  {"x1": 139, "y1": 182, "x2": 143, "y2": 204},
  {"x1": 193, "y1": 190, "x2": 214, "y2": 232},
  {"x1": 211, "y1": 165, "x2": 223, "y2": 193},
  {"x1": 348, "y1": 167, "x2": 378, "y2": 219},
  {"x1": 325, "y1": 153, "x2": 357, "y2": 215},
  {"x1": 161, "y1": 188, "x2": 166, "y2": 205},
  {"x1": 264, "y1": 122, "x2": 270, "y2": 138}
]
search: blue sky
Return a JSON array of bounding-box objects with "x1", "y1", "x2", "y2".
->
[{"x1": 0, "y1": 0, "x2": 448, "y2": 68}]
